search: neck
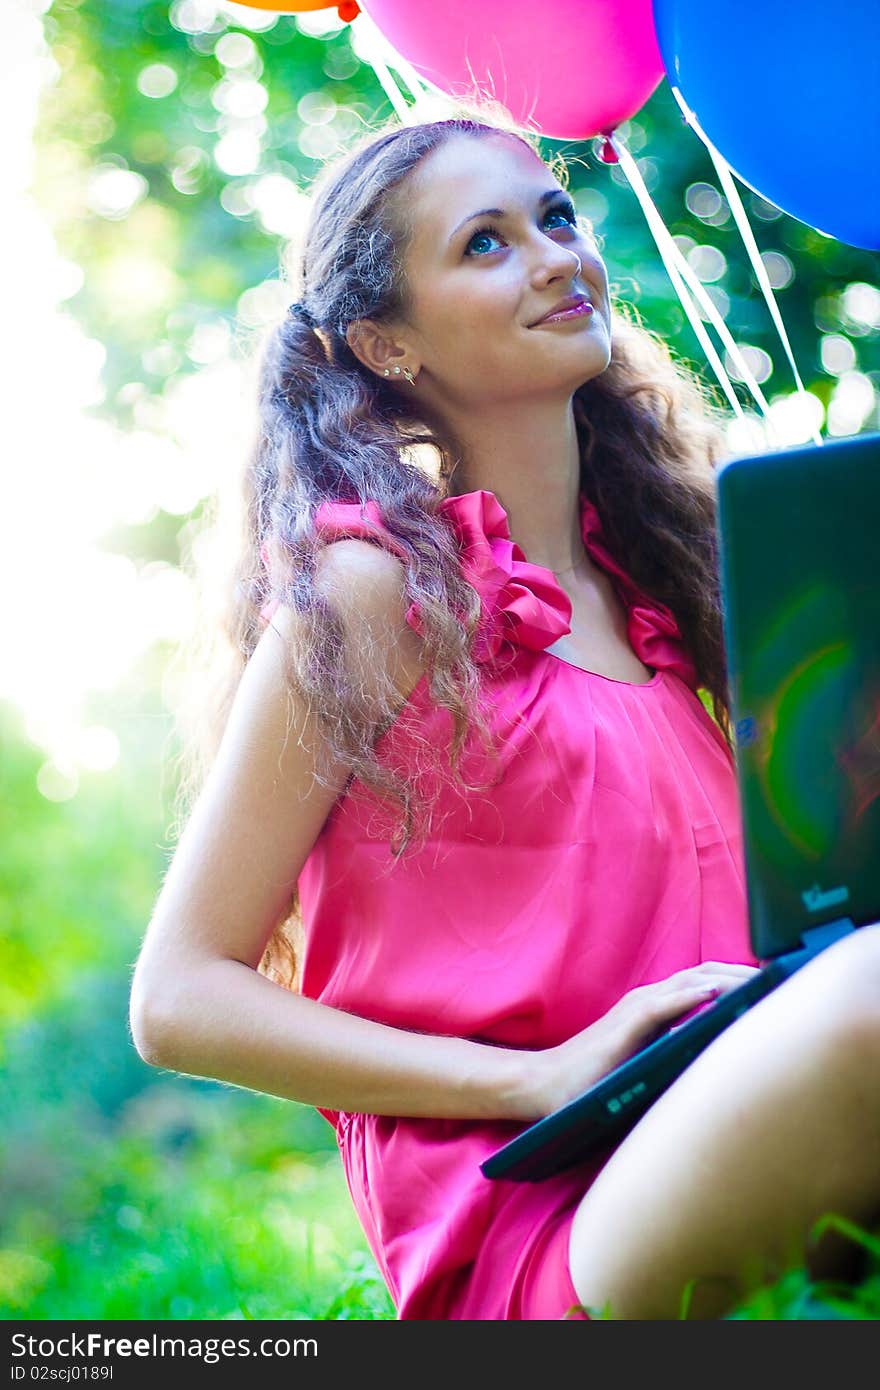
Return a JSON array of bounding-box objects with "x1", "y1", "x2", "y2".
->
[{"x1": 444, "y1": 395, "x2": 592, "y2": 575}]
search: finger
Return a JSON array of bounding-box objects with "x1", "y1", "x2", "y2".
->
[
  {"x1": 684, "y1": 971, "x2": 758, "y2": 995},
  {"x1": 678, "y1": 965, "x2": 760, "y2": 987},
  {"x1": 656, "y1": 965, "x2": 756, "y2": 996},
  {"x1": 642, "y1": 982, "x2": 725, "y2": 1026},
  {"x1": 698, "y1": 961, "x2": 761, "y2": 975},
  {"x1": 713, "y1": 975, "x2": 753, "y2": 994}
]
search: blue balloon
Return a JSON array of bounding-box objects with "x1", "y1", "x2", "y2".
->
[{"x1": 652, "y1": 0, "x2": 880, "y2": 250}]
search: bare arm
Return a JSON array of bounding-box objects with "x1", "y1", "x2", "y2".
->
[
  {"x1": 129, "y1": 538, "x2": 532, "y2": 1120},
  {"x1": 130, "y1": 539, "x2": 757, "y2": 1123},
  {"x1": 134, "y1": 957, "x2": 532, "y2": 1119}
]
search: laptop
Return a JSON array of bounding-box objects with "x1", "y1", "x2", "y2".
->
[{"x1": 482, "y1": 429, "x2": 880, "y2": 1182}]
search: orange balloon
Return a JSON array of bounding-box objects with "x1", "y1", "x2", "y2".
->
[{"x1": 226, "y1": 0, "x2": 359, "y2": 15}]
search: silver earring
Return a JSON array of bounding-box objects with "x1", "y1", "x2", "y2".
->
[{"x1": 382, "y1": 366, "x2": 417, "y2": 385}]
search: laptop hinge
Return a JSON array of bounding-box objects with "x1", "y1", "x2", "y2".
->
[{"x1": 801, "y1": 917, "x2": 857, "y2": 951}]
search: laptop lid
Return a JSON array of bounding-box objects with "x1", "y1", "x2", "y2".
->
[{"x1": 715, "y1": 429, "x2": 880, "y2": 962}]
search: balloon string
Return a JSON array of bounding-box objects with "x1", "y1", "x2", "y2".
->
[
  {"x1": 351, "y1": 11, "x2": 435, "y2": 124},
  {"x1": 607, "y1": 130, "x2": 781, "y2": 440},
  {"x1": 366, "y1": 55, "x2": 412, "y2": 122},
  {"x1": 700, "y1": 136, "x2": 824, "y2": 448},
  {"x1": 350, "y1": 11, "x2": 414, "y2": 122},
  {"x1": 376, "y1": 43, "x2": 433, "y2": 107}
]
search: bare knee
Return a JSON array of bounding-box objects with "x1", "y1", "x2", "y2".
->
[
  {"x1": 565, "y1": 926, "x2": 880, "y2": 1318},
  {"x1": 815, "y1": 918, "x2": 880, "y2": 984},
  {"x1": 796, "y1": 922, "x2": 880, "y2": 1063}
]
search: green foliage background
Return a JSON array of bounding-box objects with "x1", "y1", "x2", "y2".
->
[
  {"x1": 3, "y1": 0, "x2": 879, "y2": 1321},
  {"x1": 0, "y1": 687, "x2": 393, "y2": 1320},
  {"x1": 35, "y1": 0, "x2": 880, "y2": 425}
]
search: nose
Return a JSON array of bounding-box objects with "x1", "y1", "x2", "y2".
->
[
  {"x1": 532, "y1": 237, "x2": 607, "y2": 306},
  {"x1": 532, "y1": 241, "x2": 583, "y2": 287}
]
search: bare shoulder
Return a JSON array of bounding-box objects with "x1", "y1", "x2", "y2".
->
[
  {"x1": 131, "y1": 537, "x2": 430, "y2": 1010},
  {"x1": 271, "y1": 535, "x2": 427, "y2": 697},
  {"x1": 314, "y1": 535, "x2": 416, "y2": 622}
]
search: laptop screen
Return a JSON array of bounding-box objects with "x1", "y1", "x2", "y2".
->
[{"x1": 716, "y1": 430, "x2": 880, "y2": 960}]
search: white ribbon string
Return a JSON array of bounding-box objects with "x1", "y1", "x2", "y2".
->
[
  {"x1": 662, "y1": 86, "x2": 823, "y2": 448},
  {"x1": 351, "y1": 11, "x2": 431, "y2": 124},
  {"x1": 607, "y1": 130, "x2": 782, "y2": 441},
  {"x1": 362, "y1": 50, "x2": 412, "y2": 122},
  {"x1": 702, "y1": 138, "x2": 824, "y2": 448},
  {"x1": 373, "y1": 40, "x2": 433, "y2": 107}
]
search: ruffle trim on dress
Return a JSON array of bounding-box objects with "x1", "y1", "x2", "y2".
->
[
  {"x1": 578, "y1": 494, "x2": 699, "y2": 691},
  {"x1": 258, "y1": 489, "x2": 698, "y2": 690},
  {"x1": 417, "y1": 489, "x2": 574, "y2": 663}
]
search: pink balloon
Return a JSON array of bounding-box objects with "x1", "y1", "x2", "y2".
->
[{"x1": 359, "y1": 0, "x2": 664, "y2": 138}]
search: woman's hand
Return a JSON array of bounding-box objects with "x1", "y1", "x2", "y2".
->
[{"x1": 527, "y1": 961, "x2": 761, "y2": 1119}]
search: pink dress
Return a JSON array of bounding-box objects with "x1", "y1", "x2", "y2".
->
[{"x1": 259, "y1": 486, "x2": 758, "y2": 1320}]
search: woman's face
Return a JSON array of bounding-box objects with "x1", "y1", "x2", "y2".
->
[{"x1": 395, "y1": 133, "x2": 612, "y2": 411}]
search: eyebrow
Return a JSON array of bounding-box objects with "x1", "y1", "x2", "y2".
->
[{"x1": 448, "y1": 189, "x2": 572, "y2": 243}]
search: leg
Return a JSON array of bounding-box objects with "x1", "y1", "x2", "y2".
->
[{"x1": 568, "y1": 924, "x2": 880, "y2": 1319}]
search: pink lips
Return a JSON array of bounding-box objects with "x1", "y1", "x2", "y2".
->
[{"x1": 535, "y1": 302, "x2": 594, "y2": 325}]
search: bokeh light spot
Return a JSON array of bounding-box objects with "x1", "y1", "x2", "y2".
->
[
  {"x1": 842, "y1": 282, "x2": 880, "y2": 332},
  {"x1": 87, "y1": 164, "x2": 149, "y2": 220},
  {"x1": 724, "y1": 343, "x2": 774, "y2": 386},
  {"x1": 820, "y1": 334, "x2": 857, "y2": 376},
  {"x1": 137, "y1": 64, "x2": 178, "y2": 99},
  {"x1": 686, "y1": 243, "x2": 727, "y2": 284},
  {"x1": 214, "y1": 31, "x2": 259, "y2": 71},
  {"x1": 760, "y1": 250, "x2": 794, "y2": 291},
  {"x1": 37, "y1": 761, "x2": 79, "y2": 803}
]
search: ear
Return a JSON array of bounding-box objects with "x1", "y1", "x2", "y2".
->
[{"x1": 346, "y1": 318, "x2": 413, "y2": 382}]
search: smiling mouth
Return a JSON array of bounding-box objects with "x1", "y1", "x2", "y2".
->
[{"x1": 531, "y1": 302, "x2": 595, "y2": 326}]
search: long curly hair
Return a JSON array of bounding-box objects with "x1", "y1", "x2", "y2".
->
[{"x1": 168, "y1": 104, "x2": 735, "y2": 993}]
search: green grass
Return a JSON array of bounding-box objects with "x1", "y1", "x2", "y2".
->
[
  {"x1": 0, "y1": 703, "x2": 392, "y2": 1322},
  {"x1": 3, "y1": 966, "x2": 880, "y2": 1321},
  {"x1": 0, "y1": 970, "x2": 393, "y2": 1321}
]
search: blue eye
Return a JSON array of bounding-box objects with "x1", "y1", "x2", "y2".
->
[{"x1": 464, "y1": 201, "x2": 578, "y2": 257}]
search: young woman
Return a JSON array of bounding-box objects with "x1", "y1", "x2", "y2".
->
[{"x1": 129, "y1": 110, "x2": 880, "y2": 1320}]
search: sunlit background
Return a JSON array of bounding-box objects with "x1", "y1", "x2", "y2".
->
[
  {"x1": 2, "y1": 0, "x2": 879, "y2": 1321},
  {"x1": 4, "y1": 0, "x2": 879, "y2": 805}
]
